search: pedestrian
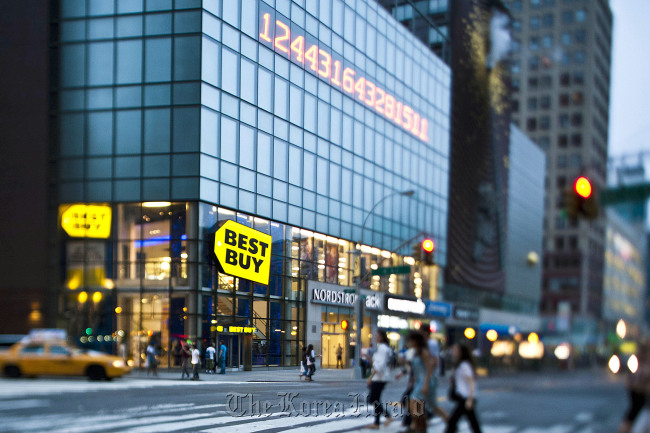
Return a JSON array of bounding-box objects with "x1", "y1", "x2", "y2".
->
[
  {"x1": 306, "y1": 344, "x2": 317, "y2": 381},
  {"x1": 421, "y1": 324, "x2": 448, "y2": 421},
  {"x1": 445, "y1": 343, "x2": 482, "y2": 433},
  {"x1": 336, "y1": 343, "x2": 343, "y2": 368},
  {"x1": 172, "y1": 339, "x2": 181, "y2": 367},
  {"x1": 619, "y1": 341, "x2": 650, "y2": 433},
  {"x1": 217, "y1": 340, "x2": 227, "y2": 374},
  {"x1": 180, "y1": 341, "x2": 192, "y2": 379},
  {"x1": 395, "y1": 346, "x2": 415, "y2": 429},
  {"x1": 365, "y1": 330, "x2": 393, "y2": 429},
  {"x1": 146, "y1": 340, "x2": 158, "y2": 377},
  {"x1": 405, "y1": 331, "x2": 437, "y2": 433},
  {"x1": 205, "y1": 342, "x2": 216, "y2": 374},
  {"x1": 300, "y1": 347, "x2": 308, "y2": 380},
  {"x1": 360, "y1": 346, "x2": 371, "y2": 378},
  {"x1": 191, "y1": 343, "x2": 200, "y2": 380}
]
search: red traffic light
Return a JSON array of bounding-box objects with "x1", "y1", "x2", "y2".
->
[
  {"x1": 341, "y1": 320, "x2": 349, "y2": 330},
  {"x1": 574, "y1": 176, "x2": 592, "y2": 199},
  {"x1": 422, "y1": 239, "x2": 435, "y2": 253}
]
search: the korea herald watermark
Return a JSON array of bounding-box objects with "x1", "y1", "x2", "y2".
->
[{"x1": 226, "y1": 392, "x2": 420, "y2": 418}]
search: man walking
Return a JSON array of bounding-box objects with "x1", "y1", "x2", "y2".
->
[
  {"x1": 191, "y1": 343, "x2": 201, "y2": 380},
  {"x1": 336, "y1": 344, "x2": 343, "y2": 368},
  {"x1": 205, "y1": 342, "x2": 216, "y2": 374},
  {"x1": 218, "y1": 340, "x2": 227, "y2": 374},
  {"x1": 180, "y1": 341, "x2": 192, "y2": 379}
]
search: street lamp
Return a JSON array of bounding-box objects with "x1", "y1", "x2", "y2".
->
[{"x1": 353, "y1": 189, "x2": 415, "y2": 379}]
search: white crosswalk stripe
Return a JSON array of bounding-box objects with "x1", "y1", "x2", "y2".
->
[{"x1": 0, "y1": 397, "x2": 586, "y2": 433}]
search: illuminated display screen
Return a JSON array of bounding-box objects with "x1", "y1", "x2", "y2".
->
[{"x1": 258, "y1": 11, "x2": 429, "y2": 143}]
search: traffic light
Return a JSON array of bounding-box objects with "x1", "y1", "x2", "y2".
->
[
  {"x1": 422, "y1": 239, "x2": 435, "y2": 265},
  {"x1": 563, "y1": 176, "x2": 598, "y2": 220},
  {"x1": 341, "y1": 319, "x2": 349, "y2": 330},
  {"x1": 412, "y1": 242, "x2": 422, "y2": 261}
]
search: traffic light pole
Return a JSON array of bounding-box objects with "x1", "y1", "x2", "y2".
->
[{"x1": 352, "y1": 190, "x2": 414, "y2": 380}]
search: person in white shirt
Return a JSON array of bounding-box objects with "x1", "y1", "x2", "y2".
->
[
  {"x1": 205, "y1": 342, "x2": 216, "y2": 374},
  {"x1": 366, "y1": 330, "x2": 393, "y2": 429},
  {"x1": 445, "y1": 343, "x2": 482, "y2": 433},
  {"x1": 191, "y1": 344, "x2": 201, "y2": 380}
]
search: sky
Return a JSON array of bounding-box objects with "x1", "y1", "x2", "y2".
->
[{"x1": 608, "y1": 0, "x2": 650, "y2": 157}]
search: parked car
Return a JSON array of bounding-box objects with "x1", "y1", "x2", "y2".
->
[{"x1": 0, "y1": 338, "x2": 130, "y2": 380}]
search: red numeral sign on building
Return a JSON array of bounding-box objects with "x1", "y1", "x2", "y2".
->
[{"x1": 259, "y1": 12, "x2": 429, "y2": 143}]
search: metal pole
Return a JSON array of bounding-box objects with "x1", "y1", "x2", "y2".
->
[{"x1": 353, "y1": 190, "x2": 414, "y2": 379}]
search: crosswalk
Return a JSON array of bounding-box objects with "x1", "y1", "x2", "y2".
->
[{"x1": 0, "y1": 399, "x2": 598, "y2": 433}]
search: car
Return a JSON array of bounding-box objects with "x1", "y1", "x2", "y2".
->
[{"x1": 0, "y1": 339, "x2": 131, "y2": 380}]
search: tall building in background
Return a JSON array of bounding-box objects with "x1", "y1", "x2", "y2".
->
[
  {"x1": 505, "y1": 0, "x2": 612, "y2": 336},
  {"x1": 379, "y1": 0, "x2": 546, "y2": 340}
]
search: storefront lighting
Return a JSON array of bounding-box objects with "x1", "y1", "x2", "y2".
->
[
  {"x1": 300, "y1": 229, "x2": 313, "y2": 237},
  {"x1": 404, "y1": 257, "x2": 415, "y2": 265},
  {"x1": 181, "y1": 253, "x2": 188, "y2": 259},
  {"x1": 211, "y1": 320, "x2": 217, "y2": 324},
  {"x1": 371, "y1": 248, "x2": 380, "y2": 255},
  {"x1": 142, "y1": 202, "x2": 171, "y2": 207},
  {"x1": 339, "y1": 257, "x2": 347, "y2": 262},
  {"x1": 318, "y1": 264, "x2": 325, "y2": 269},
  {"x1": 78, "y1": 291, "x2": 88, "y2": 304},
  {"x1": 115, "y1": 307, "x2": 122, "y2": 314},
  {"x1": 381, "y1": 251, "x2": 391, "y2": 258},
  {"x1": 67, "y1": 276, "x2": 81, "y2": 290},
  {"x1": 616, "y1": 319, "x2": 627, "y2": 339},
  {"x1": 527, "y1": 332, "x2": 539, "y2": 344},
  {"x1": 212, "y1": 206, "x2": 217, "y2": 212},
  {"x1": 103, "y1": 279, "x2": 115, "y2": 289},
  {"x1": 338, "y1": 239, "x2": 348, "y2": 246},
  {"x1": 371, "y1": 264, "x2": 378, "y2": 270},
  {"x1": 182, "y1": 307, "x2": 187, "y2": 312},
  {"x1": 628, "y1": 354, "x2": 639, "y2": 374},
  {"x1": 338, "y1": 274, "x2": 345, "y2": 279},
  {"x1": 292, "y1": 326, "x2": 298, "y2": 330},
  {"x1": 292, "y1": 245, "x2": 299, "y2": 251},
  {"x1": 92, "y1": 292, "x2": 102, "y2": 303},
  {"x1": 609, "y1": 355, "x2": 621, "y2": 374},
  {"x1": 554, "y1": 343, "x2": 570, "y2": 360},
  {"x1": 117, "y1": 330, "x2": 125, "y2": 337},
  {"x1": 141, "y1": 299, "x2": 148, "y2": 304},
  {"x1": 486, "y1": 330, "x2": 498, "y2": 342},
  {"x1": 464, "y1": 328, "x2": 476, "y2": 339},
  {"x1": 161, "y1": 261, "x2": 171, "y2": 271},
  {"x1": 291, "y1": 331, "x2": 297, "y2": 336}
]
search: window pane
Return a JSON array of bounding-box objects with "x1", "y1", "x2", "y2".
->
[
  {"x1": 145, "y1": 38, "x2": 172, "y2": 82},
  {"x1": 88, "y1": 42, "x2": 114, "y2": 85},
  {"x1": 174, "y1": 36, "x2": 201, "y2": 80},
  {"x1": 220, "y1": 116, "x2": 238, "y2": 163},
  {"x1": 115, "y1": 110, "x2": 142, "y2": 154},
  {"x1": 144, "y1": 108, "x2": 171, "y2": 153},
  {"x1": 117, "y1": 40, "x2": 143, "y2": 84},
  {"x1": 221, "y1": 47, "x2": 239, "y2": 96},
  {"x1": 88, "y1": 112, "x2": 114, "y2": 155}
]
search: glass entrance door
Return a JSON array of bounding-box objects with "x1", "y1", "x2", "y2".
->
[{"x1": 321, "y1": 333, "x2": 346, "y2": 368}]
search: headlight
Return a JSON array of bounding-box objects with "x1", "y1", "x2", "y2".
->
[
  {"x1": 112, "y1": 360, "x2": 125, "y2": 368},
  {"x1": 127, "y1": 360, "x2": 134, "y2": 367}
]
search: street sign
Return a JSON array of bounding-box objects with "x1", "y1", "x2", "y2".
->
[
  {"x1": 214, "y1": 220, "x2": 272, "y2": 285},
  {"x1": 425, "y1": 301, "x2": 453, "y2": 318},
  {"x1": 371, "y1": 265, "x2": 411, "y2": 276}
]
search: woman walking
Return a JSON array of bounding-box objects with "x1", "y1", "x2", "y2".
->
[
  {"x1": 405, "y1": 331, "x2": 437, "y2": 433},
  {"x1": 145, "y1": 339, "x2": 158, "y2": 376},
  {"x1": 300, "y1": 347, "x2": 308, "y2": 380},
  {"x1": 365, "y1": 330, "x2": 392, "y2": 429},
  {"x1": 445, "y1": 343, "x2": 482, "y2": 433},
  {"x1": 306, "y1": 344, "x2": 316, "y2": 381}
]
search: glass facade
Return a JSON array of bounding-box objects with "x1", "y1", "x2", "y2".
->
[{"x1": 55, "y1": 0, "x2": 451, "y2": 367}]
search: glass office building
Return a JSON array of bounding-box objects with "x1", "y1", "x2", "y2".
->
[{"x1": 55, "y1": 0, "x2": 451, "y2": 367}]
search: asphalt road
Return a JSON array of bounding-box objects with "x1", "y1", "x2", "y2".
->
[{"x1": 0, "y1": 368, "x2": 633, "y2": 433}]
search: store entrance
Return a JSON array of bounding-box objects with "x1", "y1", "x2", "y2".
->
[
  {"x1": 321, "y1": 333, "x2": 346, "y2": 368},
  {"x1": 216, "y1": 334, "x2": 241, "y2": 370}
]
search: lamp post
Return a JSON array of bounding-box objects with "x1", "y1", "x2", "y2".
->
[{"x1": 353, "y1": 189, "x2": 415, "y2": 379}]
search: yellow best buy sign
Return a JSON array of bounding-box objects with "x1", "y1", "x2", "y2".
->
[
  {"x1": 60, "y1": 204, "x2": 112, "y2": 239},
  {"x1": 214, "y1": 220, "x2": 272, "y2": 285}
]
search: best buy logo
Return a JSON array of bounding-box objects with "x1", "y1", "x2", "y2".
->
[{"x1": 214, "y1": 220, "x2": 272, "y2": 285}]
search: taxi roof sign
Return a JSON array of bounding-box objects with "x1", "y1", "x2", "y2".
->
[{"x1": 214, "y1": 220, "x2": 272, "y2": 285}]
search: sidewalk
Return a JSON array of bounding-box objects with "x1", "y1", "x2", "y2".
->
[{"x1": 129, "y1": 366, "x2": 368, "y2": 383}]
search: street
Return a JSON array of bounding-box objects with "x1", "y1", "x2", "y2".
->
[{"x1": 0, "y1": 368, "x2": 630, "y2": 433}]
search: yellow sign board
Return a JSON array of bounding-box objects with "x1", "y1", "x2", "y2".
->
[
  {"x1": 214, "y1": 220, "x2": 272, "y2": 285},
  {"x1": 214, "y1": 325, "x2": 257, "y2": 334},
  {"x1": 60, "y1": 204, "x2": 112, "y2": 239}
]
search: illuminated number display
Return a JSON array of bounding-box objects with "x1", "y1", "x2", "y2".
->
[{"x1": 258, "y1": 12, "x2": 429, "y2": 143}]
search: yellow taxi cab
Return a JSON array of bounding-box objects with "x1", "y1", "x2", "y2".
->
[{"x1": 0, "y1": 332, "x2": 131, "y2": 380}]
